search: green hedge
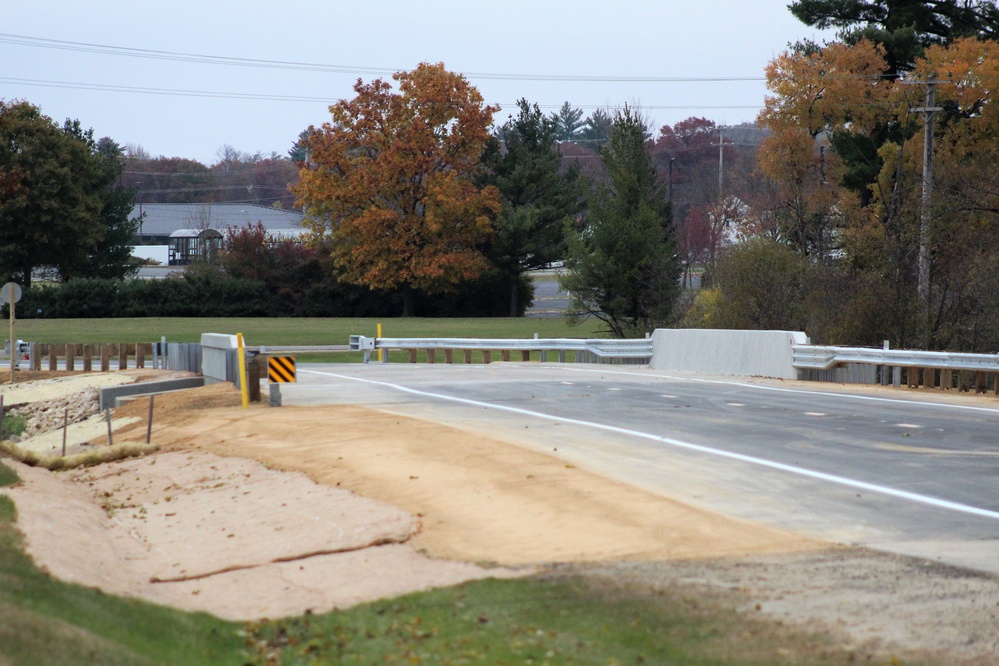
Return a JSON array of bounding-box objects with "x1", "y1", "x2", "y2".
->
[{"x1": 19, "y1": 272, "x2": 533, "y2": 318}]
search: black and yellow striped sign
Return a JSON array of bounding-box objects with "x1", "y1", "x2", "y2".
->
[{"x1": 268, "y1": 356, "x2": 296, "y2": 383}]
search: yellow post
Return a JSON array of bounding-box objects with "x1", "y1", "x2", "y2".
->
[
  {"x1": 236, "y1": 333, "x2": 249, "y2": 409},
  {"x1": 377, "y1": 322, "x2": 383, "y2": 362}
]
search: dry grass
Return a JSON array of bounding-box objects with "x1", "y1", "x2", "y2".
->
[{"x1": 0, "y1": 440, "x2": 158, "y2": 471}]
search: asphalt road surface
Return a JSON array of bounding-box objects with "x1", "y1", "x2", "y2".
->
[{"x1": 282, "y1": 362, "x2": 999, "y2": 574}]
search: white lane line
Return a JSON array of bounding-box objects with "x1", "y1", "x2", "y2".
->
[
  {"x1": 555, "y1": 366, "x2": 999, "y2": 415},
  {"x1": 300, "y1": 369, "x2": 999, "y2": 522}
]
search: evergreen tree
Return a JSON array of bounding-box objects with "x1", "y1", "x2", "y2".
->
[
  {"x1": 578, "y1": 108, "x2": 614, "y2": 149},
  {"x1": 561, "y1": 107, "x2": 680, "y2": 337},
  {"x1": 484, "y1": 99, "x2": 585, "y2": 316},
  {"x1": 554, "y1": 102, "x2": 584, "y2": 142},
  {"x1": 790, "y1": 0, "x2": 999, "y2": 73}
]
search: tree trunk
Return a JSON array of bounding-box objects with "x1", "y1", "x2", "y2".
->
[
  {"x1": 401, "y1": 282, "x2": 414, "y2": 317},
  {"x1": 508, "y1": 273, "x2": 520, "y2": 317}
]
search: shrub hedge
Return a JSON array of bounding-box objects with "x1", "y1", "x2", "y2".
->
[{"x1": 19, "y1": 271, "x2": 533, "y2": 319}]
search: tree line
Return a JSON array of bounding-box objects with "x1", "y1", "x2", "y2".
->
[{"x1": 6, "y1": 1, "x2": 999, "y2": 350}]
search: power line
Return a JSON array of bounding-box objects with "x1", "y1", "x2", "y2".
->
[{"x1": 0, "y1": 32, "x2": 766, "y2": 83}]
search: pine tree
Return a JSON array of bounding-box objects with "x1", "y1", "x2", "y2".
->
[{"x1": 561, "y1": 107, "x2": 680, "y2": 337}]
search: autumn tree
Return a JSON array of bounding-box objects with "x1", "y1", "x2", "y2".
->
[
  {"x1": 561, "y1": 107, "x2": 680, "y2": 337},
  {"x1": 294, "y1": 63, "x2": 501, "y2": 316},
  {"x1": 483, "y1": 99, "x2": 585, "y2": 316}
]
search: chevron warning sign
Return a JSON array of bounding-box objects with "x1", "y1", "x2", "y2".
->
[{"x1": 268, "y1": 356, "x2": 296, "y2": 383}]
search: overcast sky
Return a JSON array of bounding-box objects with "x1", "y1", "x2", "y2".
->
[{"x1": 3, "y1": 1, "x2": 834, "y2": 165}]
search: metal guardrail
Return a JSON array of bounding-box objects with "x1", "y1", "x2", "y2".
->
[
  {"x1": 247, "y1": 345, "x2": 350, "y2": 354},
  {"x1": 348, "y1": 335, "x2": 653, "y2": 364},
  {"x1": 792, "y1": 344, "x2": 999, "y2": 372}
]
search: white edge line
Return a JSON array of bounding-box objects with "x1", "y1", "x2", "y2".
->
[{"x1": 300, "y1": 369, "x2": 999, "y2": 522}]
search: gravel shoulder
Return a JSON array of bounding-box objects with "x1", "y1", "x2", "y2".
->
[{"x1": 2, "y1": 370, "x2": 999, "y2": 663}]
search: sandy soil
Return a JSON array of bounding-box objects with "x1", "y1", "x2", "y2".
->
[{"x1": 3, "y1": 371, "x2": 999, "y2": 663}]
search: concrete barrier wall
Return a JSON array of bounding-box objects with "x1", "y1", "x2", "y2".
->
[
  {"x1": 650, "y1": 329, "x2": 809, "y2": 379},
  {"x1": 200, "y1": 333, "x2": 238, "y2": 385}
]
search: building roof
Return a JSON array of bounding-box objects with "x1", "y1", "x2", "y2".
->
[{"x1": 132, "y1": 203, "x2": 306, "y2": 239}]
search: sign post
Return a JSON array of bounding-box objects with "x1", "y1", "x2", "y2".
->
[{"x1": 1, "y1": 282, "x2": 23, "y2": 383}]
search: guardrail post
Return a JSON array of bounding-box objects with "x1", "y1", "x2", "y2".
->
[
  {"x1": 101, "y1": 344, "x2": 110, "y2": 372},
  {"x1": 463, "y1": 349, "x2": 472, "y2": 364},
  {"x1": 976, "y1": 371, "x2": 987, "y2": 394},
  {"x1": 445, "y1": 349, "x2": 453, "y2": 364},
  {"x1": 521, "y1": 350, "x2": 530, "y2": 362},
  {"x1": 83, "y1": 344, "x2": 92, "y2": 372},
  {"x1": 136, "y1": 343, "x2": 146, "y2": 369},
  {"x1": 501, "y1": 350, "x2": 510, "y2": 362},
  {"x1": 66, "y1": 344, "x2": 76, "y2": 371},
  {"x1": 427, "y1": 349, "x2": 436, "y2": 364},
  {"x1": 941, "y1": 368, "x2": 953, "y2": 390},
  {"x1": 409, "y1": 349, "x2": 417, "y2": 364},
  {"x1": 119, "y1": 344, "x2": 129, "y2": 370},
  {"x1": 482, "y1": 350, "x2": 491, "y2": 364}
]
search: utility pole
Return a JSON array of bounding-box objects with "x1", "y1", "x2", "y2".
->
[{"x1": 909, "y1": 75, "x2": 943, "y2": 303}]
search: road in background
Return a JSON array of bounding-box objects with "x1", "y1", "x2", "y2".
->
[{"x1": 282, "y1": 363, "x2": 999, "y2": 574}]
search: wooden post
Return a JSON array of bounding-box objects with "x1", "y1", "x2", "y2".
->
[
  {"x1": 247, "y1": 357, "x2": 261, "y2": 402},
  {"x1": 521, "y1": 350, "x2": 530, "y2": 362},
  {"x1": 922, "y1": 368, "x2": 935, "y2": 389},
  {"x1": 427, "y1": 349, "x2": 436, "y2": 364},
  {"x1": 136, "y1": 343, "x2": 145, "y2": 369},
  {"x1": 463, "y1": 349, "x2": 472, "y2": 364},
  {"x1": 482, "y1": 350, "x2": 491, "y2": 364},
  {"x1": 444, "y1": 349, "x2": 453, "y2": 364},
  {"x1": 48, "y1": 345, "x2": 58, "y2": 371},
  {"x1": 994, "y1": 373, "x2": 999, "y2": 396},
  {"x1": 118, "y1": 344, "x2": 129, "y2": 371},
  {"x1": 146, "y1": 395, "x2": 155, "y2": 443},
  {"x1": 83, "y1": 344, "x2": 92, "y2": 372},
  {"x1": 30, "y1": 344, "x2": 40, "y2": 371},
  {"x1": 501, "y1": 350, "x2": 510, "y2": 362},
  {"x1": 105, "y1": 408, "x2": 114, "y2": 446},
  {"x1": 62, "y1": 407, "x2": 68, "y2": 457},
  {"x1": 976, "y1": 371, "x2": 987, "y2": 394},
  {"x1": 101, "y1": 344, "x2": 110, "y2": 372},
  {"x1": 941, "y1": 368, "x2": 952, "y2": 391},
  {"x1": 409, "y1": 349, "x2": 417, "y2": 364},
  {"x1": 958, "y1": 371, "x2": 971, "y2": 392},
  {"x1": 907, "y1": 368, "x2": 918, "y2": 389},
  {"x1": 66, "y1": 344, "x2": 76, "y2": 372}
]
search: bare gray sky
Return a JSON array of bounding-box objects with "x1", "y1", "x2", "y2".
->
[{"x1": 3, "y1": 1, "x2": 833, "y2": 164}]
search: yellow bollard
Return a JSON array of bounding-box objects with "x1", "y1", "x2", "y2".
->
[
  {"x1": 377, "y1": 322, "x2": 383, "y2": 362},
  {"x1": 236, "y1": 333, "x2": 249, "y2": 409}
]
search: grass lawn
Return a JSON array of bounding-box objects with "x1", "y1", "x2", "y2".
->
[{"x1": 11, "y1": 317, "x2": 605, "y2": 346}]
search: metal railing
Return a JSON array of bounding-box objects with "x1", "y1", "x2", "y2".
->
[
  {"x1": 792, "y1": 344, "x2": 999, "y2": 372},
  {"x1": 348, "y1": 335, "x2": 653, "y2": 364}
]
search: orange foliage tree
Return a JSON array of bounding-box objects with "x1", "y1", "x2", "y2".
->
[{"x1": 293, "y1": 63, "x2": 501, "y2": 316}]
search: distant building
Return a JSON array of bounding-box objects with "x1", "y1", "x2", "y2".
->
[{"x1": 131, "y1": 203, "x2": 307, "y2": 266}]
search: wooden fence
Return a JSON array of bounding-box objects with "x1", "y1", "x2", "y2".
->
[{"x1": 21, "y1": 343, "x2": 156, "y2": 372}]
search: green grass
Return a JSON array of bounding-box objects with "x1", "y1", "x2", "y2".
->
[
  {"x1": 240, "y1": 575, "x2": 908, "y2": 665},
  {"x1": 0, "y1": 494, "x2": 245, "y2": 666},
  {"x1": 14, "y1": 317, "x2": 604, "y2": 346},
  {"x1": 0, "y1": 461, "x2": 17, "y2": 487}
]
